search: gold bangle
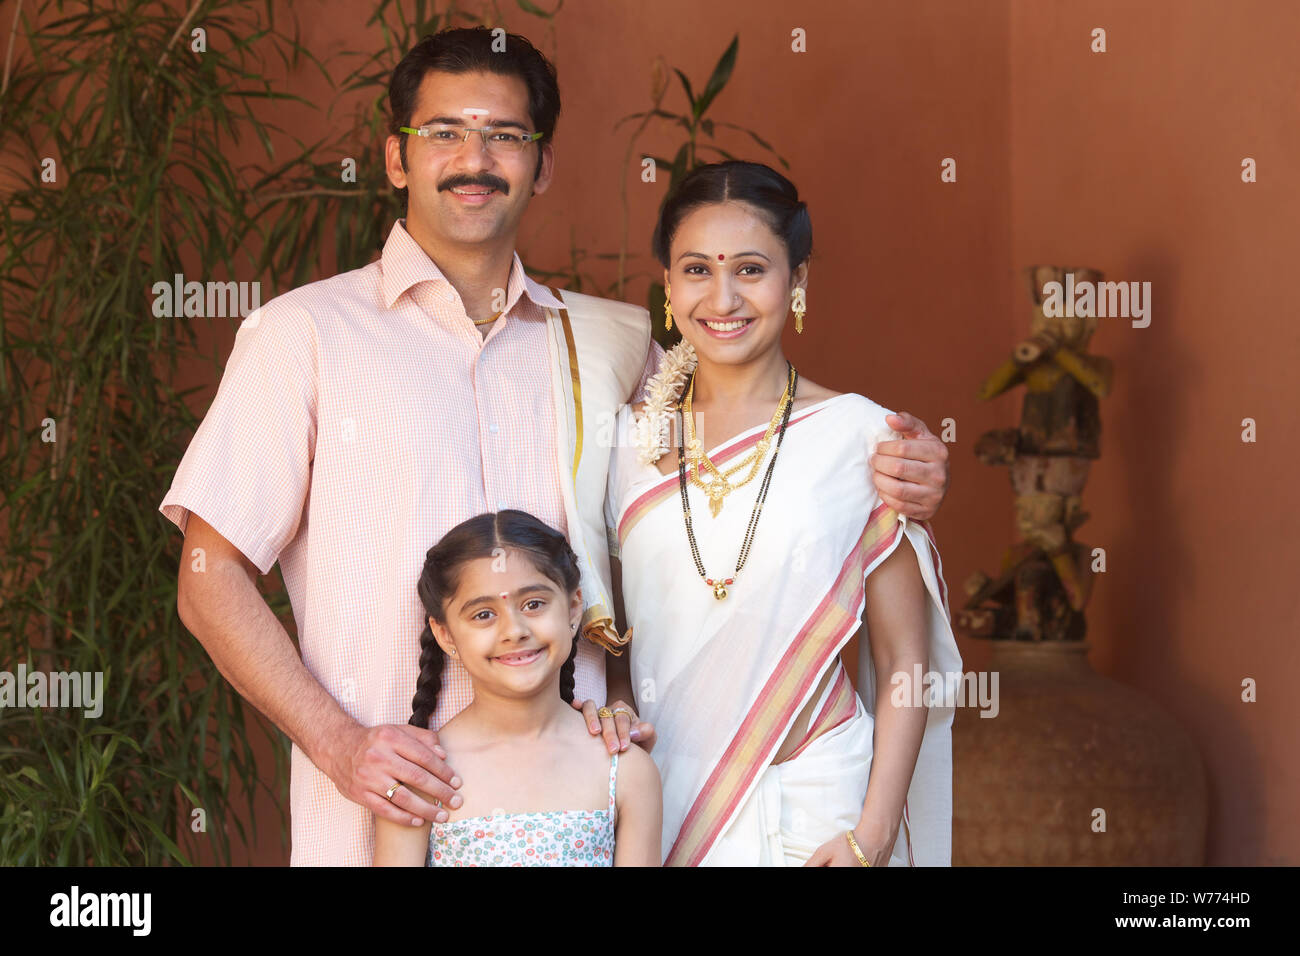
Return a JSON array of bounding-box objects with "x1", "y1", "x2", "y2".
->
[{"x1": 844, "y1": 829, "x2": 873, "y2": 866}]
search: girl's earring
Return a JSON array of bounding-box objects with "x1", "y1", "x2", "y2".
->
[
  {"x1": 792, "y1": 286, "x2": 807, "y2": 335},
  {"x1": 664, "y1": 284, "x2": 674, "y2": 332}
]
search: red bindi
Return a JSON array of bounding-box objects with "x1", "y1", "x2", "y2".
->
[{"x1": 718, "y1": 254, "x2": 725, "y2": 261}]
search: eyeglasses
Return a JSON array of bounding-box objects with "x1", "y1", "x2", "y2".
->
[{"x1": 399, "y1": 123, "x2": 544, "y2": 154}]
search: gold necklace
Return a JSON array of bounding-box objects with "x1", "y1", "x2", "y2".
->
[
  {"x1": 683, "y1": 367, "x2": 795, "y2": 517},
  {"x1": 684, "y1": 371, "x2": 793, "y2": 513},
  {"x1": 676, "y1": 362, "x2": 798, "y2": 598},
  {"x1": 473, "y1": 310, "x2": 503, "y2": 326},
  {"x1": 683, "y1": 395, "x2": 775, "y2": 504}
]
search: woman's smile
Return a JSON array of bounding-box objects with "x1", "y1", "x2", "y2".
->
[{"x1": 697, "y1": 316, "x2": 756, "y2": 338}]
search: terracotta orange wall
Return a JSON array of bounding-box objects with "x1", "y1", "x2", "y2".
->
[
  {"x1": 1006, "y1": 0, "x2": 1298, "y2": 865},
  {"x1": 168, "y1": 0, "x2": 1292, "y2": 863}
]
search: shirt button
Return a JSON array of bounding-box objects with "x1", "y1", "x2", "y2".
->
[
  {"x1": 497, "y1": 500, "x2": 507, "y2": 510},
  {"x1": 488, "y1": 423, "x2": 499, "y2": 434}
]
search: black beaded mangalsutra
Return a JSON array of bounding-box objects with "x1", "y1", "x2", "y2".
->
[{"x1": 675, "y1": 362, "x2": 798, "y2": 600}]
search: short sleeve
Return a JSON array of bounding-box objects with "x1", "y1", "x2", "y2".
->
[
  {"x1": 844, "y1": 394, "x2": 902, "y2": 521},
  {"x1": 629, "y1": 337, "x2": 665, "y2": 404},
  {"x1": 158, "y1": 302, "x2": 318, "y2": 575}
]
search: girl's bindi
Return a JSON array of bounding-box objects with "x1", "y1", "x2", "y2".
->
[{"x1": 718, "y1": 254, "x2": 725, "y2": 261}]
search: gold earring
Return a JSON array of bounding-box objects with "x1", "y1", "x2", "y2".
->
[
  {"x1": 792, "y1": 286, "x2": 806, "y2": 334},
  {"x1": 664, "y1": 283, "x2": 674, "y2": 332}
]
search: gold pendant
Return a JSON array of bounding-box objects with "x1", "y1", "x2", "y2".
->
[
  {"x1": 709, "y1": 480, "x2": 725, "y2": 517},
  {"x1": 713, "y1": 583, "x2": 728, "y2": 600}
]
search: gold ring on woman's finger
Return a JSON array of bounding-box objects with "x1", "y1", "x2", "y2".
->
[
  {"x1": 385, "y1": 782, "x2": 403, "y2": 801},
  {"x1": 612, "y1": 707, "x2": 633, "y2": 719},
  {"x1": 596, "y1": 706, "x2": 614, "y2": 719}
]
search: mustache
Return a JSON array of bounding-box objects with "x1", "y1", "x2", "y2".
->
[{"x1": 439, "y1": 174, "x2": 510, "y2": 195}]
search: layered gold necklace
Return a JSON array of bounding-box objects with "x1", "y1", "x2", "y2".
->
[
  {"x1": 676, "y1": 362, "x2": 798, "y2": 599},
  {"x1": 682, "y1": 367, "x2": 796, "y2": 518}
]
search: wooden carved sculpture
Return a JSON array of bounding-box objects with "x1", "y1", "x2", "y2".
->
[{"x1": 957, "y1": 265, "x2": 1114, "y2": 641}]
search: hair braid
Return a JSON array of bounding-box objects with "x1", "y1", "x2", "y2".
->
[
  {"x1": 409, "y1": 618, "x2": 446, "y2": 730},
  {"x1": 559, "y1": 626, "x2": 579, "y2": 704}
]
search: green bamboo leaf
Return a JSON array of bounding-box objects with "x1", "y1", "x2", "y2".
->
[
  {"x1": 712, "y1": 120, "x2": 791, "y2": 167},
  {"x1": 613, "y1": 108, "x2": 688, "y2": 132},
  {"x1": 694, "y1": 35, "x2": 739, "y2": 119},
  {"x1": 668, "y1": 142, "x2": 689, "y2": 188},
  {"x1": 673, "y1": 68, "x2": 696, "y2": 113}
]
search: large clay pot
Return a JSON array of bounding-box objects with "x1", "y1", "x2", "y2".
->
[{"x1": 952, "y1": 640, "x2": 1207, "y2": 865}]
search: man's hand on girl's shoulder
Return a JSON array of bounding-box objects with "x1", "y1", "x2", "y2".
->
[{"x1": 327, "y1": 722, "x2": 463, "y2": 827}]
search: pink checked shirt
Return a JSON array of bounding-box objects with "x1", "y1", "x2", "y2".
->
[{"x1": 159, "y1": 219, "x2": 661, "y2": 866}]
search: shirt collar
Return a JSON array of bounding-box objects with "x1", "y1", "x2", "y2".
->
[{"x1": 380, "y1": 219, "x2": 566, "y2": 313}]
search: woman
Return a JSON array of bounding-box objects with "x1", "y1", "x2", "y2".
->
[{"x1": 603, "y1": 161, "x2": 963, "y2": 866}]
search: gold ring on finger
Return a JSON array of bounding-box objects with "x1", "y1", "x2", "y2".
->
[
  {"x1": 597, "y1": 706, "x2": 614, "y2": 719},
  {"x1": 385, "y1": 782, "x2": 403, "y2": 801}
]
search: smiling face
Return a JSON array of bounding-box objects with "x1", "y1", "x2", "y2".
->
[
  {"x1": 663, "y1": 200, "x2": 808, "y2": 368},
  {"x1": 428, "y1": 549, "x2": 582, "y2": 701},
  {"x1": 386, "y1": 69, "x2": 554, "y2": 249}
]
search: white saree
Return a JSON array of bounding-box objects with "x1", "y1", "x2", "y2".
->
[{"x1": 605, "y1": 392, "x2": 962, "y2": 866}]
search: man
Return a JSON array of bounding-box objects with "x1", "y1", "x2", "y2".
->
[{"x1": 161, "y1": 26, "x2": 951, "y2": 865}]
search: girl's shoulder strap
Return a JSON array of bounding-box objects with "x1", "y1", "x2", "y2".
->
[{"x1": 607, "y1": 751, "x2": 619, "y2": 814}]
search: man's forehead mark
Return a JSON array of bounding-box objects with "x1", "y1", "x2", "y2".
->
[{"x1": 463, "y1": 107, "x2": 490, "y2": 121}]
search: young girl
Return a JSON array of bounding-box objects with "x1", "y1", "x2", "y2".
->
[{"x1": 373, "y1": 509, "x2": 662, "y2": 866}]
